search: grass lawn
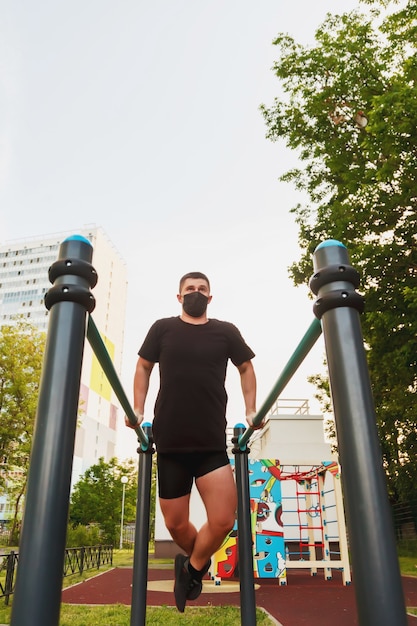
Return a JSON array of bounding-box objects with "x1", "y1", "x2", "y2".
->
[
  {"x1": 398, "y1": 555, "x2": 417, "y2": 577},
  {"x1": 399, "y1": 556, "x2": 417, "y2": 616},
  {"x1": 0, "y1": 604, "x2": 273, "y2": 625}
]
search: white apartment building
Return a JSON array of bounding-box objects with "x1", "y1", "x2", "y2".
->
[{"x1": 0, "y1": 225, "x2": 128, "y2": 492}]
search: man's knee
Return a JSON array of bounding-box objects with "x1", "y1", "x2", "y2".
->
[
  {"x1": 223, "y1": 511, "x2": 236, "y2": 535},
  {"x1": 209, "y1": 509, "x2": 236, "y2": 537},
  {"x1": 164, "y1": 515, "x2": 189, "y2": 536},
  {"x1": 160, "y1": 497, "x2": 190, "y2": 537}
]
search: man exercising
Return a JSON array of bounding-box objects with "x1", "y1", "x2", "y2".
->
[{"x1": 127, "y1": 271, "x2": 259, "y2": 612}]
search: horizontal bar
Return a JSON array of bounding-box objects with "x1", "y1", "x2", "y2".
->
[
  {"x1": 86, "y1": 316, "x2": 149, "y2": 450},
  {"x1": 238, "y1": 318, "x2": 322, "y2": 449}
]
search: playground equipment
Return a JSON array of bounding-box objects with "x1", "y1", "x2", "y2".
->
[
  {"x1": 237, "y1": 402, "x2": 351, "y2": 585},
  {"x1": 10, "y1": 236, "x2": 407, "y2": 626},
  {"x1": 211, "y1": 456, "x2": 351, "y2": 587},
  {"x1": 279, "y1": 460, "x2": 350, "y2": 584}
]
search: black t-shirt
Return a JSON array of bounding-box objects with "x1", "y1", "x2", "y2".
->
[{"x1": 139, "y1": 316, "x2": 255, "y2": 453}]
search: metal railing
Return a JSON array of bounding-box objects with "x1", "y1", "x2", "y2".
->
[
  {"x1": 393, "y1": 500, "x2": 417, "y2": 542},
  {"x1": 269, "y1": 398, "x2": 310, "y2": 415},
  {"x1": 0, "y1": 551, "x2": 18, "y2": 605},
  {"x1": 1, "y1": 545, "x2": 112, "y2": 604},
  {"x1": 63, "y1": 544, "x2": 113, "y2": 577}
]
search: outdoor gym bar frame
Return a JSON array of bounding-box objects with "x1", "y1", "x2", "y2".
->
[
  {"x1": 234, "y1": 239, "x2": 407, "y2": 626},
  {"x1": 10, "y1": 236, "x2": 407, "y2": 626}
]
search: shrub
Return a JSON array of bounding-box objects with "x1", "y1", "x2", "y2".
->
[{"x1": 66, "y1": 524, "x2": 102, "y2": 547}]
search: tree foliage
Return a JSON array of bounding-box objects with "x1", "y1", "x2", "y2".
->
[
  {"x1": 261, "y1": 0, "x2": 417, "y2": 501},
  {"x1": 0, "y1": 319, "x2": 45, "y2": 541},
  {"x1": 69, "y1": 457, "x2": 140, "y2": 545}
]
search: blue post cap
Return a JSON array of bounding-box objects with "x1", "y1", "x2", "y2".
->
[
  {"x1": 314, "y1": 239, "x2": 346, "y2": 252},
  {"x1": 234, "y1": 422, "x2": 247, "y2": 429},
  {"x1": 63, "y1": 235, "x2": 92, "y2": 245},
  {"x1": 142, "y1": 421, "x2": 152, "y2": 429}
]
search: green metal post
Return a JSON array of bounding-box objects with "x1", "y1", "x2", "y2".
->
[
  {"x1": 11, "y1": 235, "x2": 97, "y2": 626},
  {"x1": 87, "y1": 316, "x2": 149, "y2": 450},
  {"x1": 311, "y1": 239, "x2": 407, "y2": 625},
  {"x1": 130, "y1": 424, "x2": 155, "y2": 626},
  {"x1": 238, "y1": 317, "x2": 322, "y2": 449},
  {"x1": 233, "y1": 425, "x2": 257, "y2": 626}
]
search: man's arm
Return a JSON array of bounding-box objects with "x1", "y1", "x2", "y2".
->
[
  {"x1": 237, "y1": 360, "x2": 263, "y2": 429},
  {"x1": 126, "y1": 356, "x2": 154, "y2": 429}
]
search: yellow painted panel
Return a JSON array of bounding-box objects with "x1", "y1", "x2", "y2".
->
[{"x1": 90, "y1": 334, "x2": 115, "y2": 401}]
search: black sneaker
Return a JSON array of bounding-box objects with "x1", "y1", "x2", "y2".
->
[
  {"x1": 186, "y1": 577, "x2": 202, "y2": 601},
  {"x1": 174, "y1": 554, "x2": 194, "y2": 612},
  {"x1": 186, "y1": 559, "x2": 211, "y2": 600}
]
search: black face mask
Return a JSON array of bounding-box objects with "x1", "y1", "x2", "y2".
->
[{"x1": 182, "y1": 292, "x2": 209, "y2": 318}]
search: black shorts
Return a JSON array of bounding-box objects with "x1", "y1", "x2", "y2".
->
[{"x1": 157, "y1": 451, "x2": 230, "y2": 499}]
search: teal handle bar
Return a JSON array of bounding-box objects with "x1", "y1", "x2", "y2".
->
[
  {"x1": 87, "y1": 316, "x2": 149, "y2": 450},
  {"x1": 238, "y1": 317, "x2": 322, "y2": 450}
]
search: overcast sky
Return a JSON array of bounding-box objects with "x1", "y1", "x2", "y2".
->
[{"x1": 2, "y1": 0, "x2": 365, "y2": 459}]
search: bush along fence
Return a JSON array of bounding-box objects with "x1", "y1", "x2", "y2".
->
[{"x1": 0, "y1": 545, "x2": 112, "y2": 605}]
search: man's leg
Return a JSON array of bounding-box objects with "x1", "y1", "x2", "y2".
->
[
  {"x1": 173, "y1": 463, "x2": 237, "y2": 612},
  {"x1": 190, "y1": 463, "x2": 237, "y2": 571},
  {"x1": 159, "y1": 493, "x2": 197, "y2": 555}
]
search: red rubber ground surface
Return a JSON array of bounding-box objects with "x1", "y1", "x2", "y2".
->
[{"x1": 62, "y1": 567, "x2": 417, "y2": 625}]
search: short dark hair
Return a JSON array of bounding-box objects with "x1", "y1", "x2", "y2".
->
[{"x1": 179, "y1": 272, "x2": 210, "y2": 292}]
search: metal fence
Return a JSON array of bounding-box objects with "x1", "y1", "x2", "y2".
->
[
  {"x1": 392, "y1": 500, "x2": 417, "y2": 541},
  {"x1": 0, "y1": 551, "x2": 18, "y2": 605},
  {"x1": 0, "y1": 545, "x2": 113, "y2": 604}
]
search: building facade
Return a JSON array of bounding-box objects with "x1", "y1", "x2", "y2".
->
[{"x1": 0, "y1": 225, "x2": 127, "y2": 493}]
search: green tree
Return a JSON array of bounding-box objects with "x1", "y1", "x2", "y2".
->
[
  {"x1": 69, "y1": 457, "x2": 139, "y2": 545},
  {"x1": 261, "y1": 0, "x2": 417, "y2": 502},
  {"x1": 0, "y1": 319, "x2": 45, "y2": 543}
]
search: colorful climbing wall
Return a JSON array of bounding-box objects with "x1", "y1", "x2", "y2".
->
[{"x1": 213, "y1": 459, "x2": 286, "y2": 582}]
